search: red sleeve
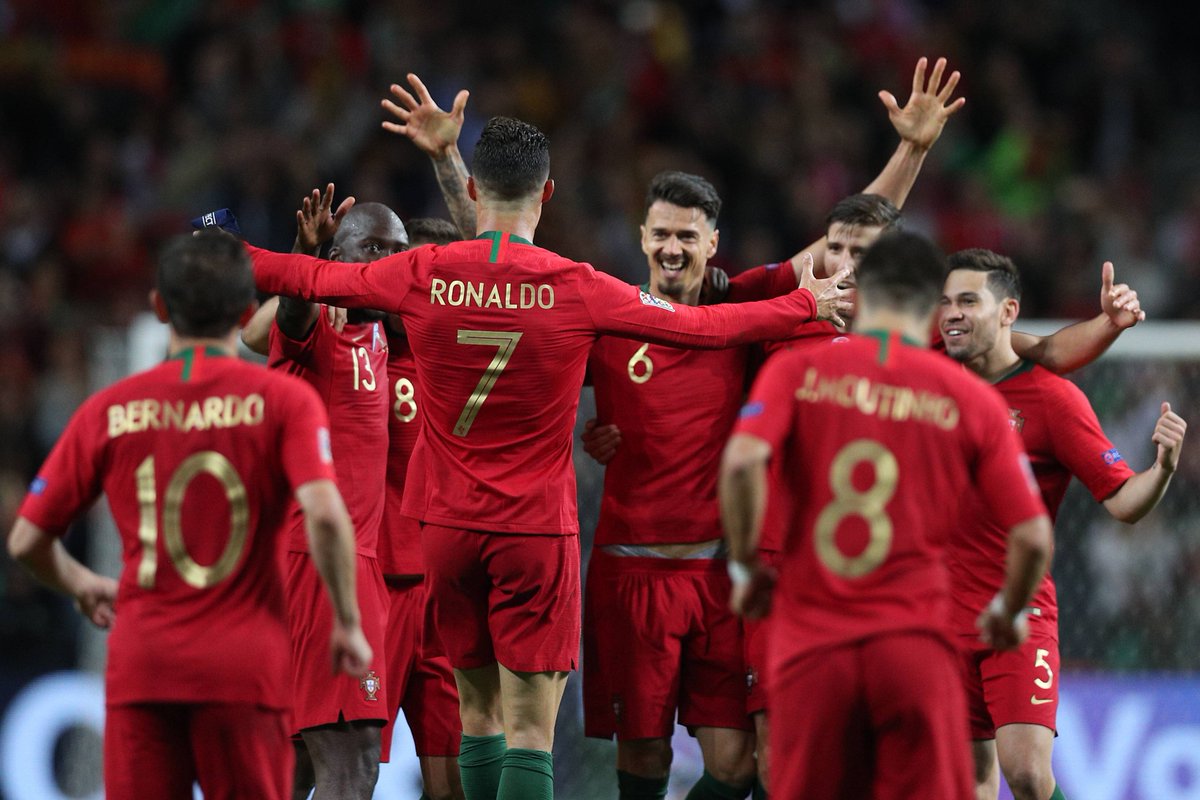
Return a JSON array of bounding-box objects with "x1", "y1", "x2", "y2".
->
[
  {"x1": 578, "y1": 266, "x2": 816, "y2": 349},
  {"x1": 247, "y1": 244, "x2": 414, "y2": 312},
  {"x1": 1044, "y1": 377, "x2": 1135, "y2": 501},
  {"x1": 969, "y1": 388, "x2": 1048, "y2": 528},
  {"x1": 726, "y1": 262, "x2": 798, "y2": 303},
  {"x1": 731, "y1": 352, "x2": 800, "y2": 453},
  {"x1": 274, "y1": 378, "x2": 339, "y2": 491},
  {"x1": 18, "y1": 397, "x2": 106, "y2": 536}
]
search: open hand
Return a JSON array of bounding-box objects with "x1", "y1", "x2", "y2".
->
[
  {"x1": 296, "y1": 183, "x2": 354, "y2": 254},
  {"x1": 797, "y1": 252, "x2": 855, "y2": 328},
  {"x1": 879, "y1": 56, "x2": 966, "y2": 152},
  {"x1": 382, "y1": 73, "x2": 469, "y2": 159}
]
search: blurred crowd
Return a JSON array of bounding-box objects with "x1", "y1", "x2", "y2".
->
[{"x1": 2, "y1": 0, "x2": 1198, "y2": 674}]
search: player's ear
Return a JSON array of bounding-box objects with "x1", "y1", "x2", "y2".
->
[
  {"x1": 150, "y1": 290, "x2": 170, "y2": 323},
  {"x1": 708, "y1": 227, "x2": 720, "y2": 259},
  {"x1": 237, "y1": 300, "x2": 260, "y2": 329},
  {"x1": 541, "y1": 179, "x2": 555, "y2": 204},
  {"x1": 1000, "y1": 296, "x2": 1020, "y2": 326},
  {"x1": 466, "y1": 177, "x2": 478, "y2": 202}
]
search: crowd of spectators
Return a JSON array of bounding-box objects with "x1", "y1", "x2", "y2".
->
[{"x1": 2, "y1": 0, "x2": 1199, "y2": 680}]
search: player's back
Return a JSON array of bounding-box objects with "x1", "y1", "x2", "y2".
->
[
  {"x1": 764, "y1": 331, "x2": 1028, "y2": 656},
  {"x1": 86, "y1": 348, "x2": 327, "y2": 707}
]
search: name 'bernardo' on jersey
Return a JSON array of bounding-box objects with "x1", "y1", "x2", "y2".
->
[
  {"x1": 794, "y1": 367, "x2": 960, "y2": 430},
  {"x1": 429, "y1": 278, "x2": 554, "y2": 310},
  {"x1": 108, "y1": 395, "x2": 265, "y2": 438}
]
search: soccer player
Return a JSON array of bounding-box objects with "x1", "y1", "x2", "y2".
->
[
  {"x1": 246, "y1": 114, "x2": 852, "y2": 800},
  {"x1": 939, "y1": 248, "x2": 1188, "y2": 800},
  {"x1": 719, "y1": 230, "x2": 1054, "y2": 799},
  {"x1": 242, "y1": 186, "x2": 400, "y2": 800},
  {"x1": 6, "y1": 231, "x2": 371, "y2": 800}
]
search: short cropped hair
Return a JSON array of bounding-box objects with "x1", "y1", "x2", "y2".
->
[
  {"x1": 472, "y1": 116, "x2": 550, "y2": 200},
  {"x1": 645, "y1": 171, "x2": 722, "y2": 225},
  {"x1": 947, "y1": 248, "x2": 1022, "y2": 302},
  {"x1": 156, "y1": 231, "x2": 255, "y2": 337},
  {"x1": 826, "y1": 193, "x2": 901, "y2": 231},
  {"x1": 406, "y1": 217, "x2": 461, "y2": 246},
  {"x1": 856, "y1": 231, "x2": 947, "y2": 315}
]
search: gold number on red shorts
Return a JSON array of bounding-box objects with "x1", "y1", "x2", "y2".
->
[
  {"x1": 814, "y1": 439, "x2": 898, "y2": 578},
  {"x1": 627, "y1": 343, "x2": 653, "y2": 384},
  {"x1": 393, "y1": 377, "x2": 417, "y2": 423},
  {"x1": 133, "y1": 452, "x2": 250, "y2": 589},
  {"x1": 453, "y1": 330, "x2": 523, "y2": 436},
  {"x1": 1034, "y1": 648, "x2": 1054, "y2": 690}
]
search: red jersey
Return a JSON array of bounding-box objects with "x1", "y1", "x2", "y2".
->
[
  {"x1": 268, "y1": 309, "x2": 388, "y2": 556},
  {"x1": 947, "y1": 361, "x2": 1135, "y2": 634},
  {"x1": 249, "y1": 232, "x2": 819, "y2": 535},
  {"x1": 377, "y1": 326, "x2": 424, "y2": 575},
  {"x1": 18, "y1": 347, "x2": 336, "y2": 707},
  {"x1": 733, "y1": 331, "x2": 1047, "y2": 659}
]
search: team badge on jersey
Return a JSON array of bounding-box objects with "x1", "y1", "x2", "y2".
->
[
  {"x1": 638, "y1": 290, "x2": 675, "y2": 312},
  {"x1": 1008, "y1": 408, "x2": 1025, "y2": 433},
  {"x1": 1102, "y1": 448, "x2": 1124, "y2": 466},
  {"x1": 360, "y1": 670, "x2": 381, "y2": 701}
]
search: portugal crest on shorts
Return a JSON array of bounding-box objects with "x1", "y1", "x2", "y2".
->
[
  {"x1": 360, "y1": 670, "x2": 381, "y2": 701},
  {"x1": 1008, "y1": 408, "x2": 1025, "y2": 433}
]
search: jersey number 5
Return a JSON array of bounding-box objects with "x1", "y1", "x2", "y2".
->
[
  {"x1": 134, "y1": 452, "x2": 249, "y2": 589},
  {"x1": 814, "y1": 439, "x2": 898, "y2": 578},
  {"x1": 454, "y1": 330, "x2": 523, "y2": 436}
]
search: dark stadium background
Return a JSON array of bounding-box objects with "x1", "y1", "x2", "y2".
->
[{"x1": 1, "y1": 1, "x2": 1198, "y2": 798}]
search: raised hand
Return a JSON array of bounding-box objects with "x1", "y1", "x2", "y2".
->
[
  {"x1": 1153, "y1": 402, "x2": 1187, "y2": 473},
  {"x1": 581, "y1": 418, "x2": 622, "y2": 465},
  {"x1": 382, "y1": 73, "x2": 469, "y2": 159},
  {"x1": 1100, "y1": 261, "x2": 1146, "y2": 329},
  {"x1": 878, "y1": 56, "x2": 966, "y2": 152},
  {"x1": 797, "y1": 252, "x2": 855, "y2": 328},
  {"x1": 296, "y1": 183, "x2": 354, "y2": 255}
]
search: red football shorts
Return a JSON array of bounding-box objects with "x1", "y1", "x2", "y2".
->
[
  {"x1": 286, "y1": 551, "x2": 389, "y2": 733},
  {"x1": 743, "y1": 549, "x2": 782, "y2": 715},
  {"x1": 583, "y1": 550, "x2": 751, "y2": 740},
  {"x1": 104, "y1": 702, "x2": 292, "y2": 800},
  {"x1": 380, "y1": 576, "x2": 461, "y2": 760},
  {"x1": 959, "y1": 628, "x2": 1061, "y2": 739},
  {"x1": 770, "y1": 631, "x2": 973, "y2": 800},
  {"x1": 422, "y1": 525, "x2": 580, "y2": 673}
]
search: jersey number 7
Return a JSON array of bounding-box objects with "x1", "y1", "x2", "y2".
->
[{"x1": 453, "y1": 330, "x2": 523, "y2": 437}]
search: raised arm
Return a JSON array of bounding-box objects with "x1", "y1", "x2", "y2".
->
[
  {"x1": 790, "y1": 56, "x2": 965, "y2": 278},
  {"x1": 8, "y1": 517, "x2": 117, "y2": 629},
  {"x1": 1012, "y1": 261, "x2": 1144, "y2": 374},
  {"x1": 382, "y1": 73, "x2": 476, "y2": 238},
  {"x1": 1101, "y1": 402, "x2": 1187, "y2": 523}
]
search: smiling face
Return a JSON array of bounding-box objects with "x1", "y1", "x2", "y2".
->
[
  {"x1": 823, "y1": 222, "x2": 885, "y2": 278},
  {"x1": 939, "y1": 268, "x2": 1011, "y2": 362},
  {"x1": 640, "y1": 200, "x2": 719, "y2": 303}
]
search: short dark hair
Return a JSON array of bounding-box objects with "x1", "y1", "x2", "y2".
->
[
  {"x1": 472, "y1": 116, "x2": 550, "y2": 200},
  {"x1": 645, "y1": 171, "x2": 722, "y2": 224},
  {"x1": 947, "y1": 248, "x2": 1022, "y2": 302},
  {"x1": 856, "y1": 231, "x2": 946, "y2": 314},
  {"x1": 156, "y1": 231, "x2": 255, "y2": 337},
  {"x1": 406, "y1": 217, "x2": 461, "y2": 246},
  {"x1": 826, "y1": 193, "x2": 901, "y2": 231}
]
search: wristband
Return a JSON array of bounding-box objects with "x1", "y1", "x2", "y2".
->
[
  {"x1": 989, "y1": 592, "x2": 1028, "y2": 628},
  {"x1": 727, "y1": 559, "x2": 753, "y2": 588}
]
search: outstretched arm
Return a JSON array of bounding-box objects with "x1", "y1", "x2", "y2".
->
[
  {"x1": 791, "y1": 56, "x2": 965, "y2": 278},
  {"x1": 1102, "y1": 402, "x2": 1187, "y2": 523},
  {"x1": 382, "y1": 73, "x2": 475, "y2": 238},
  {"x1": 1012, "y1": 261, "x2": 1145, "y2": 374}
]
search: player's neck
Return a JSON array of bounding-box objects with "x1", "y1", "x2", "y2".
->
[
  {"x1": 648, "y1": 279, "x2": 701, "y2": 307},
  {"x1": 167, "y1": 330, "x2": 240, "y2": 360},
  {"x1": 475, "y1": 201, "x2": 540, "y2": 245},
  {"x1": 970, "y1": 332, "x2": 1021, "y2": 383},
  {"x1": 852, "y1": 309, "x2": 929, "y2": 346}
]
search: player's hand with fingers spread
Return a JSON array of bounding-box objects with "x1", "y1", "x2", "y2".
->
[
  {"x1": 1100, "y1": 260, "x2": 1146, "y2": 330},
  {"x1": 381, "y1": 73, "x2": 469, "y2": 160},
  {"x1": 581, "y1": 418, "x2": 622, "y2": 465},
  {"x1": 296, "y1": 183, "x2": 355, "y2": 255},
  {"x1": 797, "y1": 252, "x2": 855, "y2": 328},
  {"x1": 879, "y1": 56, "x2": 966, "y2": 152},
  {"x1": 330, "y1": 623, "x2": 373, "y2": 678},
  {"x1": 728, "y1": 561, "x2": 777, "y2": 620},
  {"x1": 1153, "y1": 402, "x2": 1187, "y2": 474},
  {"x1": 74, "y1": 572, "x2": 118, "y2": 629},
  {"x1": 976, "y1": 593, "x2": 1029, "y2": 651}
]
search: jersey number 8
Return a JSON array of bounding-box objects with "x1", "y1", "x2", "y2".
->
[{"x1": 814, "y1": 439, "x2": 898, "y2": 578}]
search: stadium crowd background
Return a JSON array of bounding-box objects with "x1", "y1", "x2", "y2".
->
[{"x1": 1, "y1": 0, "x2": 1198, "y2": 788}]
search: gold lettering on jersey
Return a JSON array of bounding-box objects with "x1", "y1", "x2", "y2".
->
[
  {"x1": 795, "y1": 368, "x2": 959, "y2": 430},
  {"x1": 108, "y1": 395, "x2": 266, "y2": 438},
  {"x1": 429, "y1": 278, "x2": 554, "y2": 309}
]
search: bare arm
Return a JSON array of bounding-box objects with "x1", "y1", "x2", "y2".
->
[
  {"x1": 1012, "y1": 261, "x2": 1144, "y2": 374},
  {"x1": 978, "y1": 515, "x2": 1053, "y2": 650},
  {"x1": 8, "y1": 517, "x2": 117, "y2": 629},
  {"x1": 791, "y1": 56, "x2": 965, "y2": 277},
  {"x1": 1101, "y1": 402, "x2": 1186, "y2": 523},
  {"x1": 295, "y1": 479, "x2": 372, "y2": 677},
  {"x1": 382, "y1": 73, "x2": 476, "y2": 238},
  {"x1": 719, "y1": 433, "x2": 777, "y2": 619},
  {"x1": 240, "y1": 297, "x2": 280, "y2": 355}
]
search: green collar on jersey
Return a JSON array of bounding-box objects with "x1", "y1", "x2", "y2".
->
[
  {"x1": 993, "y1": 358, "x2": 1036, "y2": 385},
  {"x1": 167, "y1": 345, "x2": 230, "y2": 382},
  {"x1": 476, "y1": 231, "x2": 533, "y2": 263},
  {"x1": 861, "y1": 329, "x2": 923, "y2": 364}
]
